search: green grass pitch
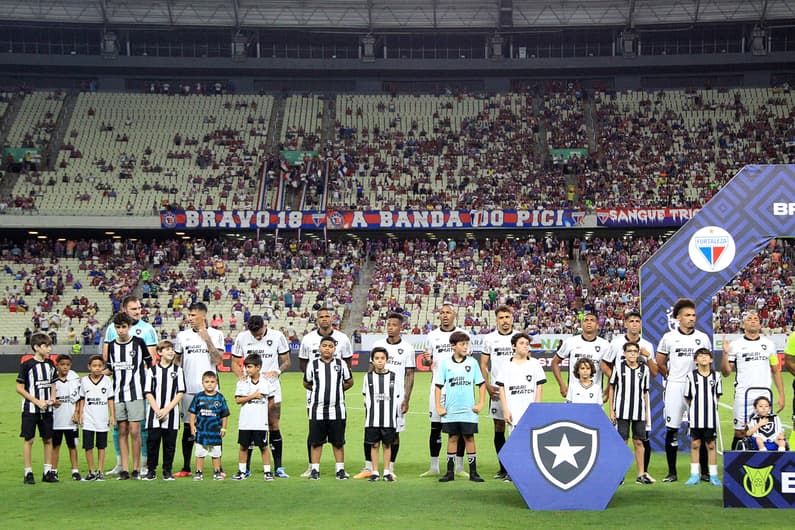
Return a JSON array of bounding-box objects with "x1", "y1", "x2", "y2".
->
[{"x1": 1, "y1": 371, "x2": 792, "y2": 528}]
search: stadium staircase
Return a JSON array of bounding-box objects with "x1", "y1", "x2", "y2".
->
[
  {"x1": 264, "y1": 95, "x2": 285, "y2": 154},
  {"x1": 531, "y1": 95, "x2": 547, "y2": 161},
  {"x1": 43, "y1": 90, "x2": 78, "y2": 170},
  {"x1": 341, "y1": 257, "x2": 372, "y2": 336},
  {"x1": 570, "y1": 252, "x2": 590, "y2": 299},
  {"x1": 583, "y1": 96, "x2": 598, "y2": 153},
  {"x1": 0, "y1": 92, "x2": 23, "y2": 147}
]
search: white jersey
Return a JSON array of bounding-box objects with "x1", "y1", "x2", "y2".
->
[
  {"x1": 80, "y1": 375, "x2": 114, "y2": 432},
  {"x1": 299, "y1": 329, "x2": 353, "y2": 362},
  {"x1": 233, "y1": 328, "x2": 290, "y2": 373},
  {"x1": 567, "y1": 378, "x2": 603, "y2": 404},
  {"x1": 604, "y1": 334, "x2": 655, "y2": 366},
  {"x1": 656, "y1": 328, "x2": 712, "y2": 383},
  {"x1": 556, "y1": 334, "x2": 611, "y2": 398},
  {"x1": 372, "y1": 336, "x2": 416, "y2": 401},
  {"x1": 235, "y1": 377, "x2": 273, "y2": 430},
  {"x1": 726, "y1": 335, "x2": 778, "y2": 390},
  {"x1": 54, "y1": 370, "x2": 81, "y2": 430},
  {"x1": 174, "y1": 327, "x2": 225, "y2": 394},
  {"x1": 495, "y1": 357, "x2": 546, "y2": 425},
  {"x1": 481, "y1": 330, "x2": 517, "y2": 383}
]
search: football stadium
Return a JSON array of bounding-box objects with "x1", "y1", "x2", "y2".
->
[{"x1": 1, "y1": 1, "x2": 795, "y2": 527}]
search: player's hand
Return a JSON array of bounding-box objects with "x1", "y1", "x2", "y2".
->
[
  {"x1": 423, "y1": 349, "x2": 432, "y2": 366},
  {"x1": 487, "y1": 384, "x2": 500, "y2": 400},
  {"x1": 758, "y1": 417, "x2": 769, "y2": 426},
  {"x1": 53, "y1": 399, "x2": 62, "y2": 408},
  {"x1": 401, "y1": 400, "x2": 409, "y2": 414},
  {"x1": 504, "y1": 414, "x2": 513, "y2": 426},
  {"x1": 776, "y1": 395, "x2": 785, "y2": 413},
  {"x1": 609, "y1": 412, "x2": 616, "y2": 425},
  {"x1": 109, "y1": 417, "x2": 116, "y2": 427},
  {"x1": 437, "y1": 407, "x2": 446, "y2": 417},
  {"x1": 264, "y1": 371, "x2": 279, "y2": 379},
  {"x1": 602, "y1": 392, "x2": 609, "y2": 404},
  {"x1": 473, "y1": 404, "x2": 482, "y2": 414},
  {"x1": 559, "y1": 385, "x2": 568, "y2": 399}
]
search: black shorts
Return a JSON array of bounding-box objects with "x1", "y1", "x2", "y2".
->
[
  {"x1": 616, "y1": 419, "x2": 647, "y2": 441},
  {"x1": 20, "y1": 412, "x2": 54, "y2": 441},
  {"x1": 238, "y1": 429, "x2": 269, "y2": 449},
  {"x1": 52, "y1": 429, "x2": 79, "y2": 448},
  {"x1": 82, "y1": 430, "x2": 109, "y2": 450},
  {"x1": 308, "y1": 419, "x2": 346, "y2": 447},
  {"x1": 689, "y1": 427, "x2": 717, "y2": 442},
  {"x1": 441, "y1": 421, "x2": 478, "y2": 436},
  {"x1": 364, "y1": 427, "x2": 396, "y2": 446}
]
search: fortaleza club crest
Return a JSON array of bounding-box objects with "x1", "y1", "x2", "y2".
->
[
  {"x1": 531, "y1": 421, "x2": 598, "y2": 490},
  {"x1": 687, "y1": 226, "x2": 736, "y2": 272}
]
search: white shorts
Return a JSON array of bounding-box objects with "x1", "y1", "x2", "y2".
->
[
  {"x1": 268, "y1": 377, "x2": 283, "y2": 404},
  {"x1": 663, "y1": 380, "x2": 688, "y2": 429},
  {"x1": 733, "y1": 387, "x2": 770, "y2": 429},
  {"x1": 195, "y1": 443, "x2": 222, "y2": 458},
  {"x1": 488, "y1": 397, "x2": 505, "y2": 421},
  {"x1": 428, "y1": 386, "x2": 445, "y2": 423},
  {"x1": 180, "y1": 393, "x2": 196, "y2": 424}
]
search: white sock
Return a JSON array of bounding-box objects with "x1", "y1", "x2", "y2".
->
[
  {"x1": 311, "y1": 463, "x2": 320, "y2": 471},
  {"x1": 263, "y1": 465, "x2": 271, "y2": 473},
  {"x1": 708, "y1": 465, "x2": 718, "y2": 476},
  {"x1": 690, "y1": 463, "x2": 699, "y2": 475},
  {"x1": 455, "y1": 456, "x2": 464, "y2": 470},
  {"x1": 335, "y1": 462, "x2": 345, "y2": 472},
  {"x1": 430, "y1": 456, "x2": 439, "y2": 470},
  {"x1": 365, "y1": 461, "x2": 372, "y2": 471},
  {"x1": 43, "y1": 464, "x2": 52, "y2": 473},
  {"x1": 239, "y1": 463, "x2": 246, "y2": 473},
  {"x1": 24, "y1": 467, "x2": 32, "y2": 474}
]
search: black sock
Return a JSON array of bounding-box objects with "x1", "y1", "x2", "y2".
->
[
  {"x1": 446, "y1": 453, "x2": 455, "y2": 474},
  {"x1": 665, "y1": 428, "x2": 678, "y2": 475},
  {"x1": 390, "y1": 443, "x2": 399, "y2": 463},
  {"x1": 699, "y1": 444, "x2": 708, "y2": 476},
  {"x1": 306, "y1": 438, "x2": 312, "y2": 464},
  {"x1": 270, "y1": 430, "x2": 283, "y2": 469},
  {"x1": 364, "y1": 441, "x2": 372, "y2": 463},
  {"x1": 494, "y1": 431, "x2": 506, "y2": 472},
  {"x1": 181, "y1": 425, "x2": 193, "y2": 472},
  {"x1": 430, "y1": 422, "x2": 442, "y2": 458},
  {"x1": 643, "y1": 439, "x2": 651, "y2": 472},
  {"x1": 246, "y1": 448, "x2": 252, "y2": 472},
  {"x1": 456, "y1": 436, "x2": 465, "y2": 458},
  {"x1": 468, "y1": 452, "x2": 478, "y2": 475}
]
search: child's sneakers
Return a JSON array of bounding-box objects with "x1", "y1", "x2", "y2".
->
[
  {"x1": 72, "y1": 471, "x2": 82, "y2": 481},
  {"x1": 274, "y1": 467, "x2": 289, "y2": 478},
  {"x1": 117, "y1": 470, "x2": 130, "y2": 481},
  {"x1": 162, "y1": 471, "x2": 175, "y2": 481},
  {"x1": 95, "y1": 472, "x2": 105, "y2": 482},
  {"x1": 368, "y1": 473, "x2": 380, "y2": 482},
  {"x1": 23, "y1": 472, "x2": 35, "y2": 485},
  {"x1": 231, "y1": 471, "x2": 248, "y2": 480},
  {"x1": 173, "y1": 470, "x2": 192, "y2": 478},
  {"x1": 335, "y1": 469, "x2": 350, "y2": 480},
  {"x1": 142, "y1": 471, "x2": 157, "y2": 481},
  {"x1": 383, "y1": 473, "x2": 395, "y2": 482},
  {"x1": 709, "y1": 475, "x2": 722, "y2": 487},
  {"x1": 193, "y1": 471, "x2": 203, "y2": 481},
  {"x1": 264, "y1": 471, "x2": 274, "y2": 481},
  {"x1": 309, "y1": 469, "x2": 320, "y2": 480},
  {"x1": 213, "y1": 470, "x2": 224, "y2": 481},
  {"x1": 42, "y1": 470, "x2": 59, "y2": 483},
  {"x1": 685, "y1": 474, "x2": 700, "y2": 486},
  {"x1": 635, "y1": 475, "x2": 653, "y2": 485}
]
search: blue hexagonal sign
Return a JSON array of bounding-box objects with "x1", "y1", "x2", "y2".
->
[{"x1": 500, "y1": 403, "x2": 633, "y2": 510}]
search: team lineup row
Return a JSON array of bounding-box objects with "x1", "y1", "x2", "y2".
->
[{"x1": 16, "y1": 296, "x2": 794, "y2": 485}]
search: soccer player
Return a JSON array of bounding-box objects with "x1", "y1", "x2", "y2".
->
[
  {"x1": 655, "y1": 298, "x2": 712, "y2": 483},
  {"x1": 79, "y1": 355, "x2": 115, "y2": 481},
  {"x1": 188, "y1": 371, "x2": 230, "y2": 481},
  {"x1": 551, "y1": 312, "x2": 610, "y2": 401},
  {"x1": 232, "y1": 354, "x2": 275, "y2": 481},
  {"x1": 304, "y1": 336, "x2": 354, "y2": 480},
  {"x1": 478, "y1": 305, "x2": 517, "y2": 479},
  {"x1": 174, "y1": 302, "x2": 225, "y2": 478},
  {"x1": 746, "y1": 396, "x2": 787, "y2": 451},
  {"x1": 435, "y1": 331, "x2": 486, "y2": 483},
  {"x1": 720, "y1": 312, "x2": 786, "y2": 450},
  {"x1": 356, "y1": 312, "x2": 415, "y2": 479},
  {"x1": 608, "y1": 343, "x2": 652, "y2": 485},
  {"x1": 684, "y1": 348, "x2": 722, "y2": 486},
  {"x1": 105, "y1": 311, "x2": 152, "y2": 480},
  {"x1": 298, "y1": 307, "x2": 353, "y2": 477},
  {"x1": 567, "y1": 358, "x2": 602, "y2": 404},
  {"x1": 232, "y1": 315, "x2": 291, "y2": 478},
  {"x1": 143, "y1": 340, "x2": 185, "y2": 481},
  {"x1": 420, "y1": 302, "x2": 467, "y2": 477},
  {"x1": 600, "y1": 310, "x2": 656, "y2": 481},
  {"x1": 103, "y1": 295, "x2": 157, "y2": 475},
  {"x1": 17, "y1": 332, "x2": 58, "y2": 484},
  {"x1": 52, "y1": 353, "x2": 82, "y2": 481},
  {"x1": 362, "y1": 347, "x2": 398, "y2": 482}
]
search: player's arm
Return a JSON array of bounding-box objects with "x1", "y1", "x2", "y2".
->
[
  {"x1": 220, "y1": 415, "x2": 228, "y2": 437},
  {"x1": 108, "y1": 397, "x2": 115, "y2": 427},
  {"x1": 607, "y1": 382, "x2": 616, "y2": 424},
  {"x1": 434, "y1": 384, "x2": 446, "y2": 417},
  {"x1": 343, "y1": 375, "x2": 354, "y2": 391},
  {"x1": 640, "y1": 346, "x2": 658, "y2": 377},
  {"x1": 655, "y1": 352, "x2": 669, "y2": 378},
  {"x1": 145, "y1": 391, "x2": 160, "y2": 416},
  {"x1": 162, "y1": 391, "x2": 184, "y2": 417},
  {"x1": 421, "y1": 347, "x2": 432, "y2": 367},
  {"x1": 479, "y1": 352, "x2": 498, "y2": 399},
  {"x1": 402, "y1": 367, "x2": 415, "y2": 413},
  {"x1": 771, "y1": 362, "x2": 786, "y2": 413},
  {"x1": 101, "y1": 340, "x2": 113, "y2": 376},
  {"x1": 303, "y1": 368, "x2": 313, "y2": 391},
  {"x1": 600, "y1": 359, "x2": 613, "y2": 381},
  {"x1": 230, "y1": 354, "x2": 244, "y2": 380},
  {"x1": 277, "y1": 351, "x2": 291, "y2": 374},
  {"x1": 473, "y1": 382, "x2": 485, "y2": 414},
  {"x1": 535, "y1": 381, "x2": 544, "y2": 403},
  {"x1": 189, "y1": 412, "x2": 198, "y2": 435},
  {"x1": 719, "y1": 336, "x2": 733, "y2": 377},
  {"x1": 299, "y1": 357, "x2": 308, "y2": 373},
  {"x1": 550, "y1": 355, "x2": 568, "y2": 398}
]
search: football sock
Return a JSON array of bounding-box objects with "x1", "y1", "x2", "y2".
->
[
  {"x1": 390, "y1": 443, "x2": 399, "y2": 463},
  {"x1": 246, "y1": 448, "x2": 253, "y2": 472},
  {"x1": 467, "y1": 453, "x2": 478, "y2": 474},
  {"x1": 181, "y1": 425, "x2": 193, "y2": 472},
  {"x1": 494, "y1": 432, "x2": 506, "y2": 472},
  {"x1": 364, "y1": 442, "x2": 372, "y2": 469},
  {"x1": 446, "y1": 453, "x2": 455, "y2": 474},
  {"x1": 643, "y1": 439, "x2": 651, "y2": 471},
  {"x1": 270, "y1": 430, "x2": 283, "y2": 469},
  {"x1": 430, "y1": 423, "x2": 442, "y2": 458},
  {"x1": 665, "y1": 428, "x2": 678, "y2": 475},
  {"x1": 699, "y1": 444, "x2": 708, "y2": 476},
  {"x1": 456, "y1": 437, "x2": 465, "y2": 458}
]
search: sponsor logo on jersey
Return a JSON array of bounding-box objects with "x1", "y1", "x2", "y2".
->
[
  {"x1": 687, "y1": 225, "x2": 735, "y2": 272},
  {"x1": 531, "y1": 421, "x2": 598, "y2": 491}
]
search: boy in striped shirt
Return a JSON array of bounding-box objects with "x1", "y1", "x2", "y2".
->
[
  {"x1": 608, "y1": 342, "x2": 652, "y2": 485},
  {"x1": 684, "y1": 348, "x2": 722, "y2": 486},
  {"x1": 143, "y1": 340, "x2": 185, "y2": 481},
  {"x1": 362, "y1": 347, "x2": 398, "y2": 482},
  {"x1": 17, "y1": 332, "x2": 58, "y2": 484}
]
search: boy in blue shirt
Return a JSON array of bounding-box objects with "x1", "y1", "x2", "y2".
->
[
  {"x1": 434, "y1": 331, "x2": 485, "y2": 483},
  {"x1": 188, "y1": 371, "x2": 230, "y2": 481}
]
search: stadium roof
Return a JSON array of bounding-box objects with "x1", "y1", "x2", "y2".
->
[{"x1": 0, "y1": 1, "x2": 792, "y2": 30}]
